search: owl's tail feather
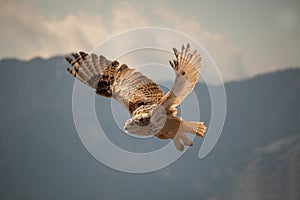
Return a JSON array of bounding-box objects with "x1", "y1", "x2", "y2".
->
[{"x1": 181, "y1": 121, "x2": 207, "y2": 137}]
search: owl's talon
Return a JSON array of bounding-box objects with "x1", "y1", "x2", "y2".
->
[
  {"x1": 180, "y1": 133, "x2": 193, "y2": 146},
  {"x1": 173, "y1": 135, "x2": 184, "y2": 151},
  {"x1": 178, "y1": 143, "x2": 184, "y2": 151},
  {"x1": 173, "y1": 132, "x2": 194, "y2": 150}
]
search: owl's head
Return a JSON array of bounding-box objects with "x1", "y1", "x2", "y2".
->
[
  {"x1": 124, "y1": 110, "x2": 153, "y2": 136},
  {"x1": 124, "y1": 104, "x2": 167, "y2": 137}
]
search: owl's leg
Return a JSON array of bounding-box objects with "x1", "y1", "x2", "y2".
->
[
  {"x1": 172, "y1": 131, "x2": 193, "y2": 151},
  {"x1": 173, "y1": 134, "x2": 184, "y2": 151},
  {"x1": 179, "y1": 133, "x2": 193, "y2": 146}
]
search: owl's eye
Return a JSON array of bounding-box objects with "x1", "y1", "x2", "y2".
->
[
  {"x1": 136, "y1": 117, "x2": 150, "y2": 126},
  {"x1": 138, "y1": 118, "x2": 143, "y2": 122}
]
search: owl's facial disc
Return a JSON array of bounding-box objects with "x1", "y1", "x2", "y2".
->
[
  {"x1": 124, "y1": 114, "x2": 152, "y2": 136},
  {"x1": 134, "y1": 114, "x2": 151, "y2": 126}
]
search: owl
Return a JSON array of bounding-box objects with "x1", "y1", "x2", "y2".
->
[{"x1": 65, "y1": 44, "x2": 207, "y2": 151}]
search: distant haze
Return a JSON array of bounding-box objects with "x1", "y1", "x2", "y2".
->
[{"x1": 0, "y1": 0, "x2": 300, "y2": 81}]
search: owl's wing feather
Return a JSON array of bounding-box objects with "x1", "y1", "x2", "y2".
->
[
  {"x1": 112, "y1": 67, "x2": 163, "y2": 115},
  {"x1": 65, "y1": 52, "x2": 112, "y2": 89},
  {"x1": 66, "y1": 52, "x2": 163, "y2": 116},
  {"x1": 159, "y1": 44, "x2": 202, "y2": 113}
]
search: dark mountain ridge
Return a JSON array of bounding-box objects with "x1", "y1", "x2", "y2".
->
[{"x1": 0, "y1": 56, "x2": 299, "y2": 200}]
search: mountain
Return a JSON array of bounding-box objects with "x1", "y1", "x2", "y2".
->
[{"x1": 0, "y1": 57, "x2": 299, "y2": 200}]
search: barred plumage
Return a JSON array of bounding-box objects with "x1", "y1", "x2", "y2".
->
[{"x1": 65, "y1": 44, "x2": 207, "y2": 151}]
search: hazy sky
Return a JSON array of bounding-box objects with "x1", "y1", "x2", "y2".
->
[{"x1": 1, "y1": 0, "x2": 299, "y2": 80}]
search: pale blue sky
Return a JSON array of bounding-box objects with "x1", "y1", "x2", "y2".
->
[{"x1": 1, "y1": 0, "x2": 299, "y2": 80}]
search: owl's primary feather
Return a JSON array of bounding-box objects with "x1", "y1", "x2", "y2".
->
[
  {"x1": 66, "y1": 52, "x2": 163, "y2": 115},
  {"x1": 66, "y1": 44, "x2": 207, "y2": 151},
  {"x1": 159, "y1": 44, "x2": 202, "y2": 115}
]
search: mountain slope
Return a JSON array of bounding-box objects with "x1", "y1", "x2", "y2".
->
[{"x1": 0, "y1": 57, "x2": 299, "y2": 200}]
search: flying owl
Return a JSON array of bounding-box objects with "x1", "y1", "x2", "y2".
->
[{"x1": 65, "y1": 44, "x2": 207, "y2": 151}]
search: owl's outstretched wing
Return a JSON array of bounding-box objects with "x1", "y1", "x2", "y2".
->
[
  {"x1": 65, "y1": 52, "x2": 163, "y2": 116},
  {"x1": 65, "y1": 52, "x2": 113, "y2": 94},
  {"x1": 159, "y1": 44, "x2": 202, "y2": 115},
  {"x1": 112, "y1": 67, "x2": 163, "y2": 115}
]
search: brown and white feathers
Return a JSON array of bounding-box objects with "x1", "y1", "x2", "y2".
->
[{"x1": 65, "y1": 44, "x2": 207, "y2": 151}]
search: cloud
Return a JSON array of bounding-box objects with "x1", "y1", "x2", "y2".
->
[
  {"x1": 110, "y1": 1, "x2": 150, "y2": 31},
  {"x1": 152, "y1": 4, "x2": 248, "y2": 80},
  {"x1": 0, "y1": 0, "x2": 110, "y2": 58},
  {"x1": 0, "y1": 0, "x2": 246, "y2": 81},
  {"x1": 254, "y1": 134, "x2": 299, "y2": 154}
]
